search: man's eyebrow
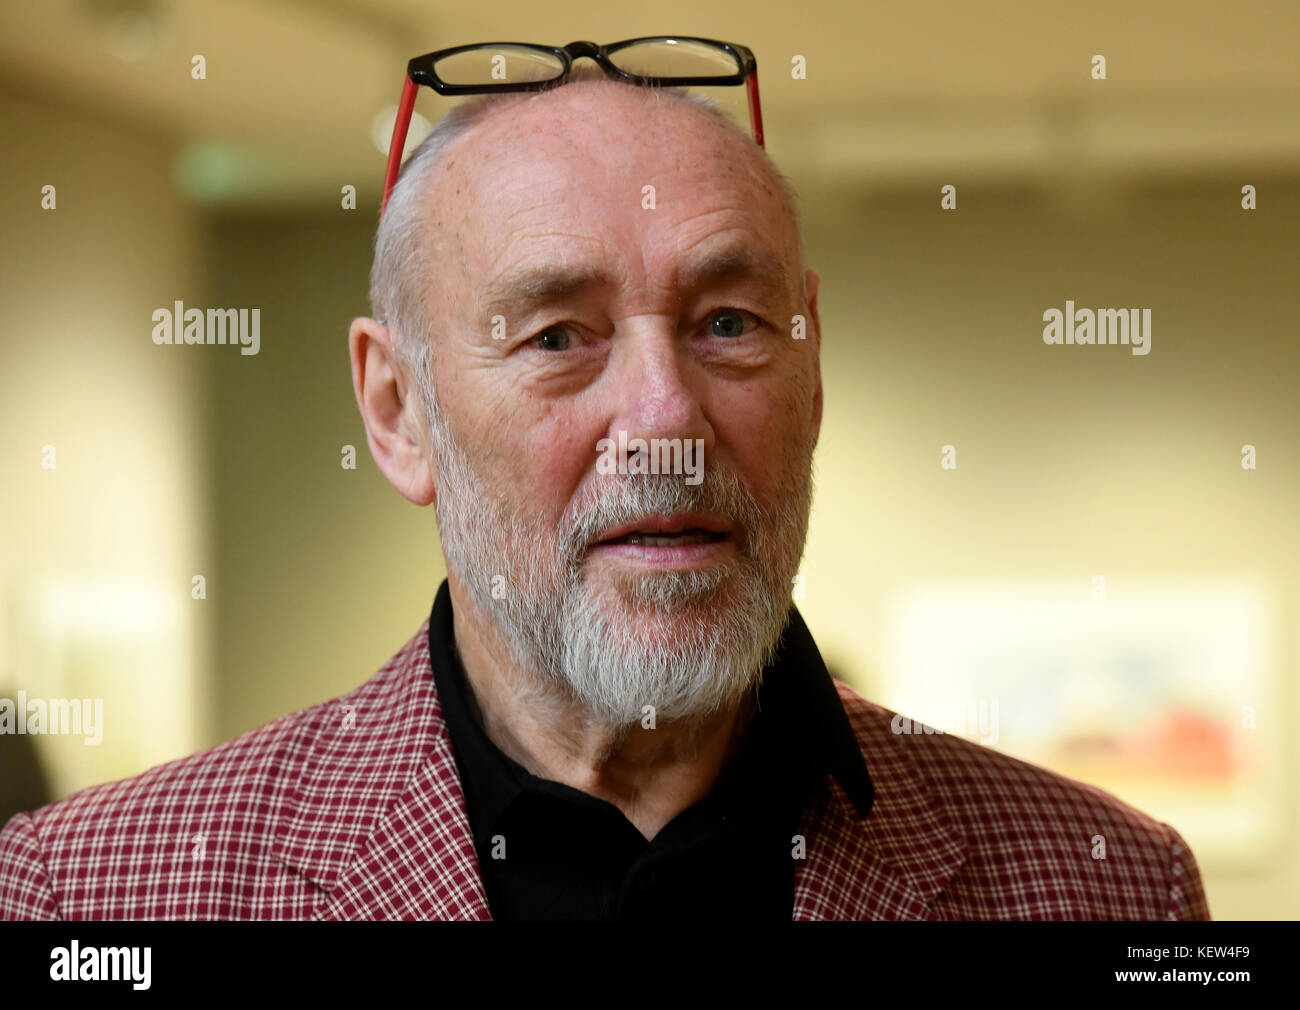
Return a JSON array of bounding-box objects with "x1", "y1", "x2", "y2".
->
[
  {"x1": 480, "y1": 263, "x2": 611, "y2": 319},
  {"x1": 677, "y1": 245, "x2": 790, "y2": 297},
  {"x1": 478, "y1": 244, "x2": 792, "y2": 319}
]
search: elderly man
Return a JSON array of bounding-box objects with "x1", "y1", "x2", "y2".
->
[{"x1": 0, "y1": 61, "x2": 1209, "y2": 921}]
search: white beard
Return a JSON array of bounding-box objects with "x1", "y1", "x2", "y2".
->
[{"x1": 426, "y1": 395, "x2": 815, "y2": 728}]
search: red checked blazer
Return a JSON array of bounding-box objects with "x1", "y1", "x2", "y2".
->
[{"x1": 0, "y1": 619, "x2": 1211, "y2": 920}]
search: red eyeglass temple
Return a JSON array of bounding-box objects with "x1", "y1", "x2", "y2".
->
[
  {"x1": 381, "y1": 76, "x2": 420, "y2": 217},
  {"x1": 380, "y1": 69, "x2": 765, "y2": 217},
  {"x1": 746, "y1": 70, "x2": 764, "y2": 149}
]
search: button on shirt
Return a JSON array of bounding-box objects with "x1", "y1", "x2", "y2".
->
[{"x1": 426, "y1": 580, "x2": 873, "y2": 921}]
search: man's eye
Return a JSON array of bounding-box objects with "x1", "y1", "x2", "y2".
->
[
  {"x1": 534, "y1": 325, "x2": 576, "y2": 352},
  {"x1": 709, "y1": 308, "x2": 757, "y2": 339}
]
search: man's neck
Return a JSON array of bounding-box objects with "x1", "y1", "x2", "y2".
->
[{"x1": 447, "y1": 577, "x2": 754, "y2": 840}]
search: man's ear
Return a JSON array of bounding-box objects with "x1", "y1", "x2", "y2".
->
[
  {"x1": 804, "y1": 268, "x2": 824, "y2": 446},
  {"x1": 348, "y1": 316, "x2": 435, "y2": 506}
]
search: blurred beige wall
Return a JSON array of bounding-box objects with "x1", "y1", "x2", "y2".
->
[
  {"x1": 0, "y1": 88, "x2": 211, "y2": 798},
  {"x1": 200, "y1": 212, "x2": 444, "y2": 737}
]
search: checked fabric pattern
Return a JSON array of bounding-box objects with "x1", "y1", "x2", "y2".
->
[{"x1": 0, "y1": 618, "x2": 1210, "y2": 920}]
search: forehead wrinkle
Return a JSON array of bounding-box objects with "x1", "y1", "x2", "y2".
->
[
  {"x1": 477, "y1": 242, "x2": 794, "y2": 326},
  {"x1": 677, "y1": 243, "x2": 790, "y2": 299},
  {"x1": 475, "y1": 229, "x2": 622, "y2": 306},
  {"x1": 437, "y1": 88, "x2": 803, "y2": 320},
  {"x1": 670, "y1": 211, "x2": 798, "y2": 299},
  {"x1": 479, "y1": 260, "x2": 614, "y2": 320}
]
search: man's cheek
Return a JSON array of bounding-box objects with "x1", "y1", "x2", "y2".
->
[
  {"x1": 524, "y1": 435, "x2": 593, "y2": 506},
  {"x1": 732, "y1": 398, "x2": 807, "y2": 455}
]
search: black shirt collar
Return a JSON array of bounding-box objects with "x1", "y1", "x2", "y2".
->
[{"x1": 426, "y1": 579, "x2": 873, "y2": 845}]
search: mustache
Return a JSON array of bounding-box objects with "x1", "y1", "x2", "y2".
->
[{"x1": 560, "y1": 469, "x2": 762, "y2": 563}]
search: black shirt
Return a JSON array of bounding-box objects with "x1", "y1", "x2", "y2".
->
[{"x1": 426, "y1": 580, "x2": 873, "y2": 921}]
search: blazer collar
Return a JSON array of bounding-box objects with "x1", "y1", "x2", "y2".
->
[{"x1": 792, "y1": 683, "x2": 970, "y2": 920}]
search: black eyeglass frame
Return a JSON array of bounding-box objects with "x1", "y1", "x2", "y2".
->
[
  {"x1": 381, "y1": 36, "x2": 764, "y2": 215},
  {"x1": 411, "y1": 37, "x2": 757, "y2": 93}
]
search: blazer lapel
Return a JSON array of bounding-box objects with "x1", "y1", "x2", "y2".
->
[
  {"x1": 274, "y1": 620, "x2": 491, "y2": 920},
  {"x1": 310, "y1": 741, "x2": 491, "y2": 921},
  {"x1": 793, "y1": 686, "x2": 970, "y2": 920}
]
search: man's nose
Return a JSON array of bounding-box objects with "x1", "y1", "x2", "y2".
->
[{"x1": 603, "y1": 325, "x2": 715, "y2": 458}]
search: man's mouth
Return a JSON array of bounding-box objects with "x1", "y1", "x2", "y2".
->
[
  {"x1": 600, "y1": 529, "x2": 727, "y2": 547},
  {"x1": 594, "y1": 513, "x2": 732, "y2": 545},
  {"x1": 589, "y1": 513, "x2": 735, "y2": 565}
]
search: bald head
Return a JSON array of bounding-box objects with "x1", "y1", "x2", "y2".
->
[{"x1": 370, "y1": 75, "x2": 806, "y2": 398}]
